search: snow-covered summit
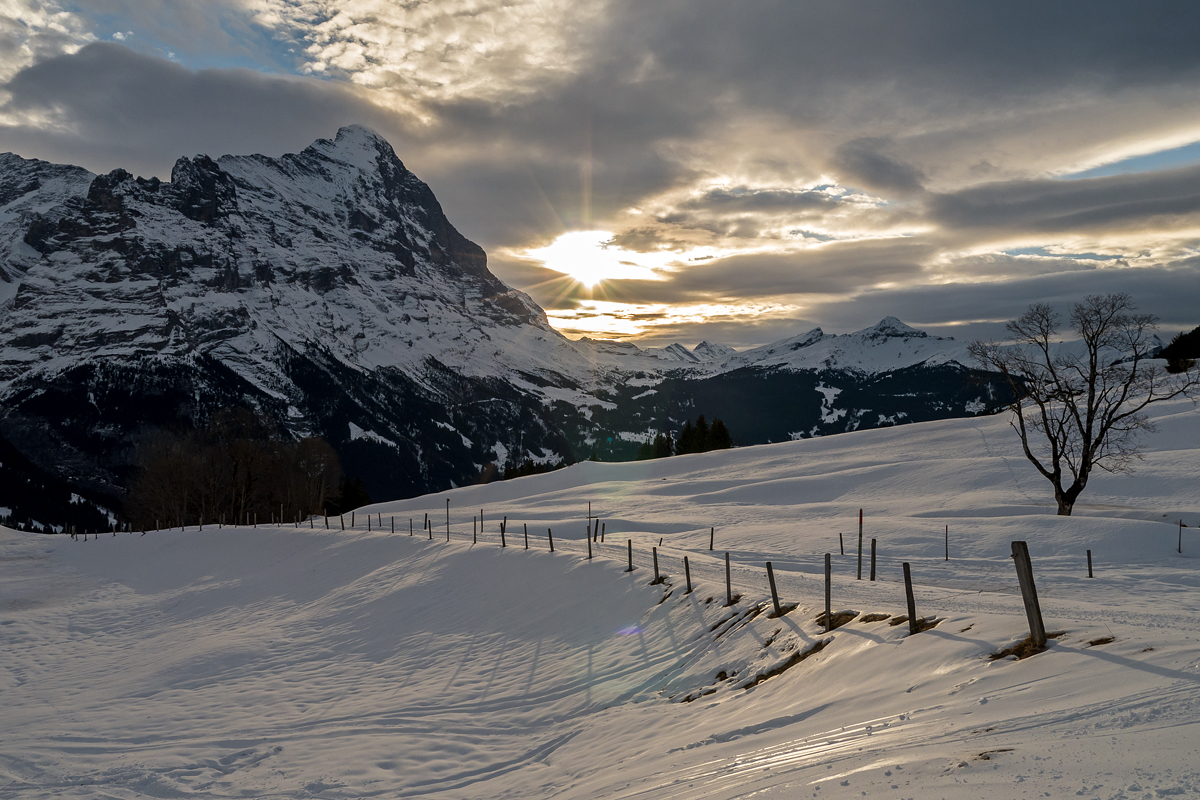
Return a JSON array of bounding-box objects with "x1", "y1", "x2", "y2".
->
[
  {"x1": 692, "y1": 340, "x2": 736, "y2": 360},
  {"x1": 722, "y1": 318, "x2": 964, "y2": 374}
]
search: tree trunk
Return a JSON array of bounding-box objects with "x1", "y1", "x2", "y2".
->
[{"x1": 1055, "y1": 482, "x2": 1083, "y2": 516}]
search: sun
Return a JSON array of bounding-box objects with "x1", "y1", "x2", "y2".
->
[{"x1": 523, "y1": 230, "x2": 666, "y2": 287}]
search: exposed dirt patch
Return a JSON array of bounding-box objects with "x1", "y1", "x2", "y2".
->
[
  {"x1": 976, "y1": 748, "x2": 1014, "y2": 761},
  {"x1": 814, "y1": 610, "x2": 858, "y2": 630},
  {"x1": 741, "y1": 640, "x2": 829, "y2": 691},
  {"x1": 767, "y1": 603, "x2": 798, "y2": 619},
  {"x1": 858, "y1": 613, "x2": 891, "y2": 624},
  {"x1": 989, "y1": 631, "x2": 1066, "y2": 661},
  {"x1": 958, "y1": 624, "x2": 974, "y2": 633},
  {"x1": 1087, "y1": 636, "x2": 1115, "y2": 647}
]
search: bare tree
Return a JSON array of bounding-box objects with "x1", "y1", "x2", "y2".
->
[{"x1": 968, "y1": 294, "x2": 1197, "y2": 516}]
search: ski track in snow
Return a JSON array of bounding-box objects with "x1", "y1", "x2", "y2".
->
[{"x1": 2, "y1": 399, "x2": 1199, "y2": 799}]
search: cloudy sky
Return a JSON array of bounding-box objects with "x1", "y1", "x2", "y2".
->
[{"x1": 3, "y1": 1, "x2": 1199, "y2": 347}]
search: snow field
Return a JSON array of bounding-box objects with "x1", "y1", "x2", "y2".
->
[{"x1": 1, "y1": 398, "x2": 1198, "y2": 798}]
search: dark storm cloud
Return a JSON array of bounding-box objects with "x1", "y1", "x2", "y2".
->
[
  {"x1": 811, "y1": 262, "x2": 1200, "y2": 335},
  {"x1": 3, "y1": 2, "x2": 1199, "y2": 343},
  {"x1": 677, "y1": 187, "x2": 843, "y2": 214},
  {"x1": 609, "y1": 1, "x2": 1200, "y2": 114},
  {"x1": 832, "y1": 139, "x2": 927, "y2": 195},
  {"x1": 0, "y1": 42, "x2": 396, "y2": 178},
  {"x1": 669, "y1": 239, "x2": 933, "y2": 300},
  {"x1": 931, "y1": 164, "x2": 1200, "y2": 234}
]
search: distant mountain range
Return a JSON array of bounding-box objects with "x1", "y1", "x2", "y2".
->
[{"x1": 0, "y1": 126, "x2": 1013, "y2": 529}]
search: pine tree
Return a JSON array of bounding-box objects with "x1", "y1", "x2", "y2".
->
[{"x1": 707, "y1": 418, "x2": 733, "y2": 450}]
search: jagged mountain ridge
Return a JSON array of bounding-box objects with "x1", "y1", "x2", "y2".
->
[{"x1": 0, "y1": 127, "x2": 1010, "y2": 525}]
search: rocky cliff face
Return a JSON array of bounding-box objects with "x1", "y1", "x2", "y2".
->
[
  {"x1": 0, "y1": 127, "x2": 585, "y2": 506},
  {"x1": 0, "y1": 127, "x2": 1010, "y2": 527}
]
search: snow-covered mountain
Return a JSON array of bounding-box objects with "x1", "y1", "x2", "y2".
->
[
  {"x1": 721, "y1": 316, "x2": 965, "y2": 373},
  {"x1": 0, "y1": 127, "x2": 1011, "y2": 522},
  {"x1": 692, "y1": 340, "x2": 737, "y2": 361}
]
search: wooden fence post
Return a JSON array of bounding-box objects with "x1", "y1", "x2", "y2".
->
[
  {"x1": 1179, "y1": 520, "x2": 1184, "y2": 554},
  {"x1": 945, "y1": 524, "x2": 948, "y2": 561},
  {"x1": 548, "y1": 528, "x2": 554, "y2": 552},
  {"x1": 446, "y1": 499, "x2": 449, "y2": 538},
  {"x1": 684, "y1": 556, "x2": 693, "y2": 593},
  {"x1": 410, "y1": 518, "x2": 413, "y2": 536},
  {"x1": 710, "y1": 527, "x2": 714, "y2": 550},
  {"x1": 870, "y1": 538, "x2": 877, "y2": 581},
  {"x1": 1087, "y1": 549, "x2": 1093, "y2": 578},
  {"x1": 587, "y1": 527, "x2": 592, "y2": 559},
  {"x1": 1010, "y1": 541, "x2": 1047, "y2": 648},
  {"x1": 601, "y1": 522, "x2": 605, "y2": 542},
  {"x1": 839, "y1": 532, "x2": 844, "y2": 555},
  {"x1": 766, "y1": 562, "x2": 782, "y2": 616},
  {"x1": 524, "y1": 523, "x2": 529, "y2": 549},
  {"x1": 652, "y1": 547, "x2": 661, "y2": 583},
  {"x1": 626, "y1": 539, "x2": 633, "y2": 572},
  {"x1": 725, "y1": 552, "x2": 733, "y2": 606},
  {"x1": 903, "y1": 562, "x2": 918, "y2": 635},
  {"x1": 473, "y1": 516, "x2": 477, "y2": 543},
  {"x1": 428, "y1": 518, "x2": 432, "y2": 540},
  {"x1": 391, "y1": 516, "x2": 394, "y2": 534},
  {"x1": 824, "y1": 553, "x2": 832, "y2": 632},
  {"x1": 501, "y1": 518, "x2": 507, "y2": 548}
]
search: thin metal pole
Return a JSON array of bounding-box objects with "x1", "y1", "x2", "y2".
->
[
  {"x1": 870, "y1": 538, "x2": 876, "y2": 581},
  {"x1": 945, "y1": 524, "x2": 949, "y2": 561},
  {"x1": 548, "y1": 528, "x2": 554, "y2": 552}
]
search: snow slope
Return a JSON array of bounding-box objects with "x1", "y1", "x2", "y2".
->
[{"x1": 1, "y1": 396, "x2": 1197, "y2": 796}]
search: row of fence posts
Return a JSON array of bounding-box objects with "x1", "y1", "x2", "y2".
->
[
  {"x1": 62, "y1": 498, "x2": 1185, "y2": 583},
  {"x1": 56, "y1": 501, "x2": 1084, "y2": 648}
]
